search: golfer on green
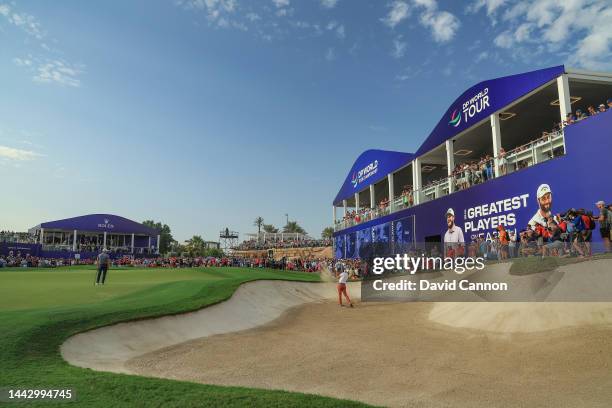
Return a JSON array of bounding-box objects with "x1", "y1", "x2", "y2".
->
[{"x1": 95, "y1": 249, "x2": 110, "y2": 286}]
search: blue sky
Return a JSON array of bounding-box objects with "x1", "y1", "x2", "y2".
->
[{"x1": 1, "y1": 0, "x2": 610, "y2": 242}]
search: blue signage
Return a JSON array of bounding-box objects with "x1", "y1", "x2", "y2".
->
[
  {"x1": 333, "y1": 66, "x2": 566, "y2": 207},
  {"x1": 334, "y1": 149, "x2": 414, "y2": 206},
  {"x1": 334, "y1": 110, "x2": 612, "y2": 258}
]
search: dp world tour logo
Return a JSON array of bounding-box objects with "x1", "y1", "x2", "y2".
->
[
  {"x1": 351, "y1": 160, "x2": 378, "y2": 189},
  {"x1": 449, "y1": 109, "x2": 461, "y2": 127},
  {"x1": 351, "y1": 172, "x2": 358, "y2": 188}
]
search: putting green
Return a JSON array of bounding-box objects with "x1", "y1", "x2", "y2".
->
[
  {"x1": 0, "y1": 266, "x2": 229, "y2": 311},
  {"x1": 0, "y1": 266, "x2": 370, "y2": 407}
]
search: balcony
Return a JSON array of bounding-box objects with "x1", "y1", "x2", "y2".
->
[{"x1": 334, "y1": 131, "x2": 565, "y2": 232}]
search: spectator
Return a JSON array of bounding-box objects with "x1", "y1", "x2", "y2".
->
[
  {"x1": 595, "y1": 200, "x2": 611, "y2": 253},
  {"x1": 498, "y1": 148, "x2": 507, "y2": 176},
  {"x1": 587, "y1": 105, "x2": 597, "y2": 116}
]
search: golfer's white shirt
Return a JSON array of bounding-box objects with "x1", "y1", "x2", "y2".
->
[
  {"x1": 444, "y1": 226, "x2": 465, "y2": 244},
  {"x1": 529, "y1": 210, "x2": 549, "y2": 228},
  {"x1": 338, "y1": 272, "x2": 348, "y2": 284}
]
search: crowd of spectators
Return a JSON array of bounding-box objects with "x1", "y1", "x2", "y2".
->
[
  {"x1": 332, "y1": 258, "x2": 366, "y2": 280},
  {"x1": 461, "y1": 203, "x2": 612, "y2": 260},
  {"x1": 0, "y1": 231, "x2": 37, "y2": 244},
  {"x1": 336, "y1": 97, "x2": 611, "y2": 231},
  {"x1": 233, "y1": 238, "x2": 331, "y2": 251},
  {"x1": 453, "y1": 98, "x2": 611, "y2": 194},
  {"x1": 0, "y1": 252, "x2": 93, "y2": 268},
  {"x1": 0, "y1": 250, "x2": 331, "y2": 273},
  {"x1": 0, "y1": 231, "x2": 156, "y2": 254}
]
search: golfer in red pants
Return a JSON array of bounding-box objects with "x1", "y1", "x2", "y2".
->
[{"x1": 337, "y1": 269, "x2": 353, "y2": 307}]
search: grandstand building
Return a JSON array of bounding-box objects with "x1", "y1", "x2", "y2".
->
[
  {"x1": 332, "y1": 66, "x2": 612, "y2": 259},
  {"x1": 0, "y1": 214, "x2": 160, "y2": 259}
]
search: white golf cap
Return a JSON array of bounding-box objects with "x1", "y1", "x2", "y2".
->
[
  {"x1": 596, "y1": 200, "x2": 605, "y2": 206},
  {"x1": 536, "y1": 184, "x2": 552, "y2": 199},
  {"x1": 446, "y1": 208, "x2": 455, "y2": 216}
]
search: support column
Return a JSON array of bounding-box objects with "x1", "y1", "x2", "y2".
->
[
  {"x1": 388, "y1": 173, "x2": 394, "y2": 210},
  {"x1": 556, "y1": 74, "x2": 571, "y2": 123},
  {"x1": 369, "y1": 184, "x2": 375, "y2": 208},
  {"x1": 40, "y1": 228, "x2": 44, "y2": 245},
  {"x1": 446, "y1": 140, "x2": 455, "y2": 193},
  {"x1": 412, "y1": 158, "x2": 422, "y2": 205},
  {"x1": 72, "y1": 230, "x2": 77, "y2": 251},
  {"x1": 343, "y1": 199, "x2": 347, "y2": 217},
  {"x1": 148, "y1": 236, "x2": 151, "y2": 251},
  {"x1": 333, "y1": 205, "x2": 337, "y2": 224},
  {"x1": 131, "y1": 233, "x2": 135, "y2": 253},
  {"x1": 490, "y1": 113, "x2": 502, "y2": 178},
  {"x1": 354, "y1": 193, "x2": 360, "y2": 212},
  {"x1": 156, "y1": 234, "x2": 161, "y2": 254},
  {"x1": 103, "y1": 231, "x2": 107, "y2": 250}
]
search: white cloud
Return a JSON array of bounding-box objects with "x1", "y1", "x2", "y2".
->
[
  {"x1": 325, "y1": 47, "x2": 335, "y2": 61},
  {"x1": 13, "y1": 57, "x2": 32, "y2": 67},
  {"x1": 326, "y1": 20, "x2": 345, "y2": 39},
  {"x1": 514, "y1": 22, "x2": 531, "y2": 42},
  {"x1": 246, "y1": 12, "x2": 260, "y2": 21},
  {"x1": 33, "y1": 60, "x2": 84, "y2": 87},
  {"x1": 467, "y1": 0, "x2": 507, "y2": 24},
  {"x1": 272, "y1": 0, "x2": 290, "y2": 8},
  {"x1": 392, "y1": 36, "x2": 407, "y2": 58},
  {"x1": 382, "y1": 1, "x2": 459, "y2": 42},
  {"x1": 336, "y1": 24, "x2": 345, "y2": 39},
  {"x1": 0, "y1": 145, "x2": 42, "y2": 161},
  {"x1": 13, "y1": 55, "x2": 84, "y2": 87},
  {"x1": 493, "y1": 30, "x2": 514, "y2": 48},
  {"x1": 413, "y1": 0, "x2": 460, "y2": 42},
  {"x1": 475, "y1": 51, "x2": 489, "y2": 62},
  {"x1": 177, "y1": 0, "x2": 239, "y2": 28},
  {"x1": 419, "y1": 10, "x2": 459, "y2": 42},
  {"x1": 0, "y1": 3, "x2": 45, "y2": 39},
  {"x1": 321, "y1": 0, "x2": 339, "y2": 8},
  {"x1": 395, "y1": 65, "x2": 424, "y2": 82},
  {"x1": 276, "y1": 8, "x2": 289, "y2": 17},
  {"x1": 487, "y1": 0, "x2": 612, "y2": 70},
  {"x1": 382, "y1": 1, "x2": 410, "y2": 28}
]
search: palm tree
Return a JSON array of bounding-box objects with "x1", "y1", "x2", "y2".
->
[
  {"x1": 263, "y1": 224, "x2": 279, "y2": 233},
  {"x1": 185, "y1": 235, "x2": 205, "y2": 256},
  {"x1": 321, "y1": 227, "x2": 334, "y2": 239},
  {"x1": 283, "y1": 221, "x2": 306, "y2": 234},
  {"x1": 253, "y1": 217, "x2": 264, "y2": 234}
]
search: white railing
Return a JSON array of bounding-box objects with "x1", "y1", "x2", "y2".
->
[{"x1": 335, "y1": 131, "x2": 566, "y2": 232}]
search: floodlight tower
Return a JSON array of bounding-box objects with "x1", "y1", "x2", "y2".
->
[{"x1": 219, "y1": 228, "x2": 239, "y2": 253}]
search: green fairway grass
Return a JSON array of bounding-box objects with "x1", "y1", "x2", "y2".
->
[{"x1": 0, "y1": 266, "x2": 372, "y2": 407}]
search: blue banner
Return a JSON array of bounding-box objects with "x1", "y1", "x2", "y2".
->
[
  {"x1": 334, "y1": 66, "x2": 565, "y2": 206},
  {"x1": 334, "y1": 235, "x2": 345, "y2": 259},
  {"x1": 334, "y1": 110, "x2": 612, "y2": 258}
]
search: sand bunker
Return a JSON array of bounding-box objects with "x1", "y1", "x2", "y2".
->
[
  {"x1": 62, "y1": 260, "x2": 612, "y2": 407},
  {"x1": 428, "y1": 259, "x2": 612, "y2": 333},
  {"x1": 61, "y1": 280, "x2": 360, "y2": 373},
  {"x1": 127, "y1": 301, "x2": 612, "y2": 408}
]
